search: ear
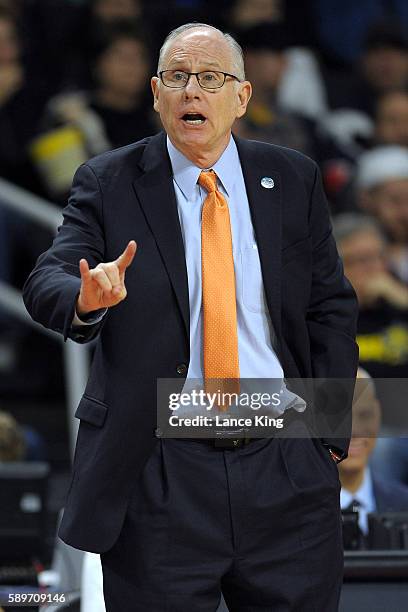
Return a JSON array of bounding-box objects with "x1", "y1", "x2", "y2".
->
[
  {"x1": 236, "y1": 80, "x2": 252, "y2": 119},
  {"x1": 151, "y1": 76, "x2": 160, "y2": 113}
]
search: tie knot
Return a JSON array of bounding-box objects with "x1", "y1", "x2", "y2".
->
[{"x1": 198, "y1": 170, "x2": 218, "y2": 193}]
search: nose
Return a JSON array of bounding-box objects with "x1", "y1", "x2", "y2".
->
[{"x1": 183, "y1": 74, "x2": 202, "y2": 99}]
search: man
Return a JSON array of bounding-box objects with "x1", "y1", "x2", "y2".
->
[
  {"x1": 23, "y1": 23, "x2": 358, "y2": 611},
  {"x1": 340, "y1": 369, "x2": 408, "y2": 537},
  {"x1": 356, "y1": 145, "x2": 408, "y2": 284},
  {"x1": 333, "y1": 213, "x2": 408, "y2": 380},
  {"x1": 375, "y1": 90, "x2": 408, "y2": 148}
]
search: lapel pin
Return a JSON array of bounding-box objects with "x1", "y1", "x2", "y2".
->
[{"x1": 261, "y1": 177, "x2": 274, "y2": 189}]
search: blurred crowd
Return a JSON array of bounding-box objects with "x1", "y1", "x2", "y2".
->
[{"x1": 1, "y1": 1, "x2": 408, "y2": 485}]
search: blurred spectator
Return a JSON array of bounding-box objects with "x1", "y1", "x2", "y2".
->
[
  {"x1": 375, "y1": 90, "x2": 408, "y2": 148},
  {"x1": 229, "y1": 0, "x2": 283, "y2": 27},
  {"x1": 25, "y1": 0, "x2": 147, "y2": 91},
  {"x1": 0, "y1": 410, "x2": 25, "y2": 461},
  {"x1": 91, "y1": 0, "x2": 142, "y2": 22},
  {"x1": 30, "y1": 24, "x2": 157, "y2": 201},
  {"x1": 356, "y1": 146, "x2": 408, "y2": 284},
  {"x1": 234, "y1": 22, "x2": 353, "y2": 206},
  {"x1": 0, "y1": 408, "x2": 47, "y2": 461},
  {"x1": 339, "y1": 369, "x2": 408, "y2": 536},
  {"x1": 326, "y1": 20, "x2": 408, "y2": 119},
  {"x1": 227, "y1": 0, "x2": 315, "y2": 49},
  {"x1": 0, "y1": 6, "x2": 51, "y2": 192},
  {"x1": 234, "y1": 24, "x2": 325, "y2": 157},
  {"x1": 333, "y1": 216, "x2": 408, "y2": 460},
  {"x1": 333, "y1": 213, "x2": 408, "y2": 380}
]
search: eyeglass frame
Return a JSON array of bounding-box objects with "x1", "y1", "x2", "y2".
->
[{"x1": 158, "y1": 69, "x2": 242, "y2": 90}]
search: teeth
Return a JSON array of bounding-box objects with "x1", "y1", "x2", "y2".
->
[{"x1": 185, "y1": 119, "x2": 205, "y2": 125}]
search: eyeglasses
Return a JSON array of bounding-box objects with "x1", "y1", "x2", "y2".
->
[{"x1": 158, "y1": 70, "x2": 241, "y2": 90}]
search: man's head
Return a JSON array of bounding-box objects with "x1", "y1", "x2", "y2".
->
[
  {"x1": 151, "y1": 23, "x2": 252, "y2": 167},
  {"x1": 360, "y1": 21, "x2": 408, "y2": 92},
  {"x1": 0, "y1": 7, "x2": 19, "y2": 65},
  {"x1": 338, "y1": 369, "x2": 381, "y2": 478},
  {"x1": 91, "y1": 0, "x2": 141, "y2": 23},
  {"x1": 333, "y1": 213, "x2": 387, "y2": 306},
  {"x1": 375, "y1": 91, "x2": 408, "y2": 147},
  {"x1": 230, "y1": 0, "x2": 282, "y2": 28},
  {"x1": 238, "y1": 23, "x2": 289, "y2": 95},
  {"x1": 92, "y1": 26, "x2": 149, "y2": 100},
  {"x1": 0, "y1": 410, "x2": 25, "y2": 461},
  {"x1": 356, "y1": 146, "x2": 408, "y2": 244}
]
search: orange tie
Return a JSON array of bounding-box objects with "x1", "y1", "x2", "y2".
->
[{"x1": 199, "y1": 170, "x2": 240, "y2": 407}]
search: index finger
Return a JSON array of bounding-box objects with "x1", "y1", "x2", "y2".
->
[{"x1": 115, "y1": 240, "x2": 137, "y2": 273}]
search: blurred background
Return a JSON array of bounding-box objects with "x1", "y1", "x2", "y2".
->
[{"x1": 2, "y1": 1, "x2": 408, "y2": 611}]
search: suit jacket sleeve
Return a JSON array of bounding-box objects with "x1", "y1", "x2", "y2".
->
[{"x1": 23, "y1": 163, "x2": 106, "y2": 343}]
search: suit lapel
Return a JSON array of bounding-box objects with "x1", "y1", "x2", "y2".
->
[
  {"x1": 132, "y1": 132, "x2": 190, "y2": 337},
  {"x1": 235, "y1": 136, "x2": 282, "y2": 338}
]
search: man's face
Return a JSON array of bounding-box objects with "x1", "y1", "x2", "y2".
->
[
  {"x1": 93, "y1": 0, "x2": 140, "y2": 22},
  {"x1": 362, "y1": 47, "x2": 408, "y2": 91},
  {"x1": 96, "y1": 38, "x2": 148, "y2": 97},
  {"x1": 151, "y1": 28, "x2": 251, "y2": 166},
  {"x1": 376, "y1": 92, "x2": 408, "y2": 147},
  {"x1": 338, "y1": 382, "x2": 381, "y2": 475},
  {"x1": 339, "y1": 229, "x2": 387, "y2": 304},
  {"x1": 0, "y1": 17, "x2": 19, "y2": 64},
  {"x1": 244, "y1": 49, "x2": 286, "y2": 92},
  {"x1": 370, "y1": 179, "x2": 408, "y2": 243}
]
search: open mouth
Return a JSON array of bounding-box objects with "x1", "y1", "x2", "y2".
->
[{"x1": 181, "y1": 113, "x2": 206, "y2": 125}]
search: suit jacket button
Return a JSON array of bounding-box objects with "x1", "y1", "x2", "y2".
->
[
  {"x1": 176, "y1": 363, "x2": 187, "y2": 375},
  {"x1": 155, "y1": 428, "x2": 163, "y2": 437}
]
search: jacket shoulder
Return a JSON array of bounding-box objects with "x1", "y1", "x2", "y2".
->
[{"x1": 373, "y1": 476, "x2": 408, "y2": 511}]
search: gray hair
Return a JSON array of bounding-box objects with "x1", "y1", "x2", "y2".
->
[
  {"x1": 332, "y1": 213, "x2": 386, "y2": 246},
  {"x1": 157, "y1": 22, "x2": 245, "y2": 81}
]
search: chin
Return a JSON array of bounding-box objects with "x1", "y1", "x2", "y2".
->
[{"x1": 339, "y1": 458, "x2": 366, "y2": 473}]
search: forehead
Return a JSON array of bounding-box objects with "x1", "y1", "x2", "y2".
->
[
  {"x1": 162, "y1": 29, "x2": 233, "y2": 69},
  {"x1": 375, "y1": 178, "x2": 408, "y2": 195},
  {"x1": 341, "y1": 229, "x2": 384, "y2": 251}
]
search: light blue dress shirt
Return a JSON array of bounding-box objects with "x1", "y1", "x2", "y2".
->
[
  {"x1": 75, "y1": 135, "x2": 284, "y2": 383},
  {"x1": 340, "y1": 467, "x2": 376, "y2": 534},
  {"x1": 167, "y1": 135, "x2": 283, "y2": 381}
]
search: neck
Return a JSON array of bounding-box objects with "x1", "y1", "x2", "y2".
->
[
  {"x1": 172, "y1": 134, "x2": 231, "y2": 169},
  {"x1": 96, "y1": 89, "x2": 138, "y2": 111},
  {"x1": 339, "y1": 468, "x2": 365, "y2": 494}
]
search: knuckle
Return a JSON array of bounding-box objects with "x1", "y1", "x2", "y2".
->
[{"x1": 105, "y1": 262, "x2": 117, "y2": 272}]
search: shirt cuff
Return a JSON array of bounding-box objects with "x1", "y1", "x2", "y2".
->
[{"x1": 73, "y1": 308, "x2": 107, "y2": 326}]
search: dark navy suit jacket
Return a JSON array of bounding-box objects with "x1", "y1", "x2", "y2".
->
[
  {"x1": 23, "y1": 132, "x2": 359, "y2": 552},
  {"x1": 373, "y1": 477, "x2": 408, "y2": 512}
]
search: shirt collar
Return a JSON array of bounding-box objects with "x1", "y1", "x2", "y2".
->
[
  {"x1": 340, "y1": 467, "x2": 376, "y2": 513},
  {"x1": 166, "y1": 135, "x2": 240, "y2": 200}
]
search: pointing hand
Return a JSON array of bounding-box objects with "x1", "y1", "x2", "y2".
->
[{"x1": 76, "y1": 241, "x2": 137, "y2": 316}]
